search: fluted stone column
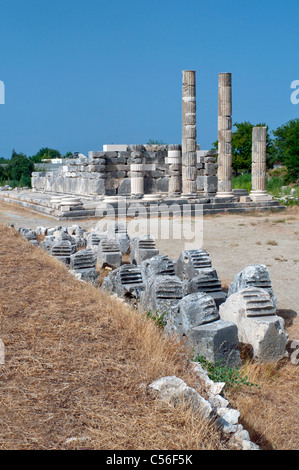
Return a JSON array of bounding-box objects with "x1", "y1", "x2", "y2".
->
[
  {"x1": 216, "y1": 73, "x2": 234, "y2": 197},
  {"x1": 249, "y1": 127, "x2": 272, "y2": 202},
  {"x1": 167, "y1": 145, "x2": 182, "y2": 197},
  {"x1": 181, "y1": 70, "x2": 197, "y2": 197}
]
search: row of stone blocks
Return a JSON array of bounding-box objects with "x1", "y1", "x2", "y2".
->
[
  {"x1": 18, "y1": 224, "x2": 288, "y2": 368},
  {"x1": 98, "y1": 230, "x2": 287, "y2": 366}
]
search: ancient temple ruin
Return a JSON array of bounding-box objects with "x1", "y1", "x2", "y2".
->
[{"x1": 0, "y1": 70, "x2": 283, "y2": 219}]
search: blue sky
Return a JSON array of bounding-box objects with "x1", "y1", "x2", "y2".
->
[{"x1": 0, "y1": 0, "x2": 298, "y2": 158}]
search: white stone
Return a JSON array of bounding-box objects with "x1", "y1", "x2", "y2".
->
[
  {"x1": 149, "y1": 376, "x2": 213, "y2": 419},
  {"x1": 220, "y1": 288, "x2": 288, "y2": 361},
  {"x1": 103, "y1": 144, "x2": 128, "y2": 151}
]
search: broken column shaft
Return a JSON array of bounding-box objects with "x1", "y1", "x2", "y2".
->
[
  {"x1": 216, "y1": 73, "x2": 234, "y2": 197},
  {"x1": 167, "y1": 144, "x2": 182, "y2": 196},
  {"x1": 182, "y1": 70, "x2": 197, "y2": 196}
]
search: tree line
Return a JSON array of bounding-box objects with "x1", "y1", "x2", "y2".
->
[
  {"x1": 213, "y1": 118, "x2": 299, "y2": 183},
  {"x1": 0, "y1": 118, "x2": 298, "y2": 188},
  {"x1": 0, "y1": 148, "x2": 73, "y2": 188}
]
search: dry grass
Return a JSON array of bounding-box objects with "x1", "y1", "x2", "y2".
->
[
  {"x1": 0, "y1": 224, "x2": 226, "y2": 450},
  {"x1": 226, "y1": 359, "x2": 299, "y2": 450}
]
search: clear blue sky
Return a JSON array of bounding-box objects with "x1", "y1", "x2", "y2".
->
[{"x1": 0, "y1": 0, "x2": 298, "y2": 158}]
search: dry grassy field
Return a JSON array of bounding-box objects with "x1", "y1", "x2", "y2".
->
[
  {"x1": 0, "y1": 224, "x2": 227, "y2": 450},
  {"x1": 0, "y1": 205, "x2": 298, "y2": 450}
]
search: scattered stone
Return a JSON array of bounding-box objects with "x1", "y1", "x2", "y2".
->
[
  {"x1": 141, "y1": 254, "x2": 176, "y2": 279},
  {"x1": 228, "y1": 264, "x2": 277, "y2": 308},
  {"x1": 101, "y1": 264, "x2": 145, "y2": 300},
  {"x1": 70, "y1": 249, "x2": 98, "y2": 283},
  {"x1": 165, "y1": 292, "x2": 220, "y2": 337},
  {"x1": 107, "y1": 222, "x2": 130, "y2": 254},
  {"x1": 50, "y1": 240, "x2": 72, "y2": 264},
  {"x1": 148, "y1": 376, "x2": 213, "y2": 419},
  {"x1": 175, "y1": 249, "x2": 212, "y2": 280},
  {"x1": 220, "y1": 287, "x2": 288, "y2": 361},
  {"x1": 183, "y1": 267, "x2": 227, "y2": 308},
  {"x1": 87, "y1": 231, "x2": 107, "y2": 250},
  {"x1": 130, "y1": 235, "x2": 159, "y2": 265},
  {"x1": 140, "y1": 274, "x2": 183, "y2": 317},
  {"x1": 97, "y1": 239, "x2": 122, "y2": 268},
  {"x1": 191, "y1": 319, "x2": 241, "y2": 368}
]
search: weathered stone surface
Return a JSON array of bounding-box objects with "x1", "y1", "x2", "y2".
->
[
  {"x1": 101, "y1": 264, "x2": 145, "y2": 300},
  {"x1": 87, "y1": 231, "x2": 107, "y2": 250},
  {"x1": 141, "y1": 254, "x2": 176, "y2": 280},
  {"x1": 130, "y1": 235, "x2": 159, "y2": 265},
  {"x1": 108, "y1": 222, "x2": 130, "y2": 254},
  {"x1": 219, "y1": 287, "x2": 288, "y2": 361},
  {"x1": 50, "y1": 240, "x2": 72, "y2": 264},
  {"x1": 140, "y1": 274, "x2": 183, "y2": 317},
  {"x1": 40, "y1": 235, "x2": 55, "y2": 252},
  {"x1": 191, "y1": 319, "x2": 241, "y2": 368},
  {"x1": 69, "y1": 248, "x2": 98, "y2": 283},
  {"x1": 70, "y1": 248, "x2": 97, "y2": 270},
  {"x1": 148, "y1": 376, "x2": 213, "y2": 419},
  {"x1": 228, "y1": 264, "x2": 277, "y2": 308},
  {"x1": 97, "y1": 239, "x2": 122, "y2": 268},
  {"x1": 183, "y1": 267, "x2": 227, "y2": 308},
  {"x1": 175, "y1": 249, "x2": 212, "y2": 280},
  {"x1": 165, "y1": 292, "x2": 220, "y2": 337},
  {"x1": 20, "y1": 228, "x2": 39, "y2": 245}
]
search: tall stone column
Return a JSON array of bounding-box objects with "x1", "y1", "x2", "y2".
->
[
  {"x1": 181, "y1": 70, "x2": 197, "y2": 197},
  {"x1": 249, "y1": 127, "x2": 272, "y2": 201},
  {"x1": 216, "y1": 73, "x2": 234, "y2": 197},
  {"x1": 167, "y1": 144, "x2": 182, "y2": 197}
]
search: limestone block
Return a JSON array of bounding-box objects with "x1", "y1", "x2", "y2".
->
[
  {"x1": 140, "y1": 274, "x2": 184, "y2": 317},
  {"x1": 156, "y1": 177, "x2": 169, "y2": 193},
  {"x1": 118, "y1": 178, "x2": 131, "y2": 195},
  {"x1": 204, "y1": 163, "x2": 218, "y2": 177},
  {"x1": 165, "y1": 292, "x2": 220, "y2": 337},
  {"x1": 191, "y1": 319, "x2": 241, "y2": 368},
  {"x1": 204, "y1": 176, "x2": 218, "y2": 194},
  {"x1": 196, "y1": 176, "x2": 205, "y2": 192},
  {"x1": 219, "y1": 287, "x2": 288, "y2": 361},
  {"x1": 130, "y1": 235, "x2": 159, "y2": 265},
  {"x1": 87, "y1": 231, "x2": 107, "y2": 250},
  {"x1": 107, "y1": 222, "x2": 130, "y2": 254},
  {"x1": 103, "y1": 144, "x2": 128, "y2": 152},
  {"x1": 69, "y1": 249, "x2": 98, "y2": 284},
  {"x1": 50, "y1": 240, "x2": 72, "y2": 264},
  {"x1": 228, "y1": 264, "x2": 277, "y2": 308},
  {"x1": 183, "y1": 267, "x2": 227, "y2": 308},
  {"x1": 101, "y1": 264, "x2": 145, "y2": 300},
  {"x1": 141, "y1": 255, "x2": 176, "y2": 280},
  {"x1": 149, "y1": 376, "x2": 213, "y2": 419},
  {"x1": 97, "y1": 239, "x2": 122, "y2": 268},
  {"x1": 175, "y1": 249, "x2": 212, "y2": 280}
]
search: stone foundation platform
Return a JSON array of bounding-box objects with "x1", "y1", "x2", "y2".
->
[{"x1": 0, "y1": 189, "x2": 285, "y2": 220}]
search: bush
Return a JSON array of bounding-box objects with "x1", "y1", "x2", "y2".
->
[
  {"x1": 272, "y1": 119, "x2": 299, "y2": 183},
  {"x1": 232, "y1": 172, "x2": 252, "y2": 193},
  {"x1": 3, "y1": 150, "x2": 34, "y2": 188},
  {"x1": 194, "y1": 355, "x2": 259, "y2": 389}
]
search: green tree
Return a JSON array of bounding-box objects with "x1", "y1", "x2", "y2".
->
[
  {"x1": 272, "y1": 119, "x2": 299, "y2": 183},
  {"x1": 6, "y1": 150, "x2": 34, "y2": 187},
  {"x1": 64, "y1": 151, "x2": 73, "y2": 158},
  {"x1": 30, "y1": 147, "x2": 61, "y2": 163},
  {"x1": 213, "y1": 122, "x2": 274, "y2": 174}
]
